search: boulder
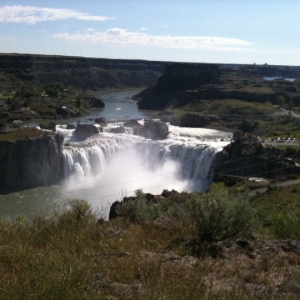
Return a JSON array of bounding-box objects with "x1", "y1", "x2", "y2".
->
[
  {"x1": 86, "y1": 273, "x2": 145, "y2": 297},
  {"x1": 56, "y1": 107, "x2": 70, "y2": 118},
  {"x1": 74, "y1": 124, "x2": 99, "y2": 141},
  {"x1": 124, "y1": 119, "x2": 140, "y2": 126},
  {"x1": 66, "y1": 124, "x2": 76, "y2": 129},
  {"x1": 232, "y1": 131, "x2": 242, "y2": 141},
  {"x1": 238, "y1": 119, "x2": 257, "y2": 132},
  {"x1": 170, "y1": 113, "x2": 210, "y2": 127},
  {"x1": 138, "y1": 120, "x2": 169, "y2": 140},
  {"x1": 89, "y1": 97, "x2": 105, "y2": 108},
  {"x1": 95, "y1": 117, "x2": 106, "y2": 125},
  {"x1": 110, "y1": 126, "x2": 126, "y2": 134},
  {"x1": 109, "y1": 190, "x2": 178, "y2": 220}
]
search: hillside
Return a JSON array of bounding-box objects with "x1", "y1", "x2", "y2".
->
[
  {"x1": 0, "y1": 53, "x2": 168, "y2": 89},
  {"x1": 135, "y1": 62, "x2": 300, "y2": 110}
]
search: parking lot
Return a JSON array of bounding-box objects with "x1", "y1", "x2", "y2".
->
[{"x1": 262, "y1": 137, "x2": 300, "y2": 147}]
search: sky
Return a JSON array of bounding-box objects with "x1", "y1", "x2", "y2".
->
[{"x1": 0, "y1": 0, "x2": 299, "y2": 66}]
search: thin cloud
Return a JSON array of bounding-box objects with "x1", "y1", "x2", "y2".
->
[
  {"x1": 0, "y1": 5, "x2": 112, "y2": 24},
  {"x1": 159, "y1": 25, "x2": 170, "y2": 29},
  {"x1": 140, "y1": 27, "x2": 147, "y2": 31},
  {"x1": 54, "y1": 28, "x2": 251, "y2": 51}
]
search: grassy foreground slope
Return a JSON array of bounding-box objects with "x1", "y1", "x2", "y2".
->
[{"x1": 1, "y1": 185, "x2": 300, "y2": 299}]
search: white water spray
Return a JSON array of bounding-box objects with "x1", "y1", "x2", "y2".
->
[{"x1": 60, "y1": 124, "x2": 231, "y2": 216}]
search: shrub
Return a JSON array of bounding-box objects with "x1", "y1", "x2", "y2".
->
[
  {"x1": 285, "y1": 146, "x2": 297, "y2": 156},
  {"x1": 268, "y1": 205, "x2": 300, "y2": 239},
  {"x1": 287, "y1": 174, "x2": 298, "y2": 180},
  {"x1": 39, "y1": 121, "x2": 56, "y2": 131},
  {"x1": 184, "y1": 187, "x2": 254, "y2": 242},
  {"x1": 117, "y1": 189, "x2": 163, "y2": 224},
  {"x1": 58, "y1": 199, "x2": 96, "y2": 223}
]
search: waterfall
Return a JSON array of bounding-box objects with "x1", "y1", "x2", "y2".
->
[
  {"x1": 62, "y1": 127, "x2": 231, "y2": 193},
  {"x1": 56, "y1": 125, "x2": 75, "y2": 142},
  {"x1": 56, "y1": 123, "x2": 231, "y2": 218}
]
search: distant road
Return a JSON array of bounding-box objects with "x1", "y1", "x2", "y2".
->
[
  {"x1": 275, "y1": 179, "x2": 300, "y2": 187},
  {"x1": 249, "y1": 179, "x2": 300, "y2": 197},
  {"x1": 272, "y1": 108, "x2": 300, "y2": 119}
]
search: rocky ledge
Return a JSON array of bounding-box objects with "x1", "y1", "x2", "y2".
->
[
  {"x1": 212, "y1": 135, "x2": 300, "y2": 179},
  {"x1": 0, "y1": 132, "x2": 64, "y2": 191}
]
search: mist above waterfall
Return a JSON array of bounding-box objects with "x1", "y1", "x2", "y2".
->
[
  {"x1": 62, "y1": 146, "x2": 189, "y2": 215},
  {"x1": 60, "y1": 126, "x2": 231, "y2": 217}
]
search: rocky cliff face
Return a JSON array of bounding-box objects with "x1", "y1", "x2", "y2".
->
[
  {"x1": 0, "y1": 134, "x2": 64, "y2": 190},
  {"x1": 212, "y1": 137, "x2": 300, "y2": 179},
  {"x1": 152, "y1": 63, "x2": 221, "y2": 91},
  {"x1": 135, "y1": 63, "x2": 221, "y2": 109},
  {"x1": 0, "y1": 54, "x2": 167, "y2": 89}
]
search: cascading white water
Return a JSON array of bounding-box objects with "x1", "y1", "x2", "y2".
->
[
  {"x1": 60, "y1": 123, "x2": 231, "y2": 216},
  {"x1": 56, "y1": 125, "x2": 76, "y2": 141}
]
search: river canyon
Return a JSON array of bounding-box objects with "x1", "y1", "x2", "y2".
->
[{"x1": 0, "y1": 89, "x2": 231, "y2": 219}]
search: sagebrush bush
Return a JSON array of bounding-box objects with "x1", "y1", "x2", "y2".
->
[
  {"x1": 117, "y1": 189, "x2": 163, "y2": 223},
  {"x1": 184, "y1": 187, "x2": 255, "y2": 242},
  {"x1": 268, "y1": 205, "x2": 300, "y2": 239}
]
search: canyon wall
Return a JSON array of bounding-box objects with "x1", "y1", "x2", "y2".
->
[
  {"x1": 0, "y1": 54, "x2": 168, "y2": 89},
  {"x1": 212, "y1": 136, "x2": 300, "y2": 180},
  {"x1": 0, "y1": 133, "x2": 64, "y2": 190},
  {"x1": 135, "y1": 63, "x2": 221, "y2": 109}
]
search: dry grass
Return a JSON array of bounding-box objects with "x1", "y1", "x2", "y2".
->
[{"x1": 0, "y1": 190, "x2": 300, "y2": 299}]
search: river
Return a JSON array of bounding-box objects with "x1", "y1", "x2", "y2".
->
[{"x1": 0, "y1": 89, "x2": 231, "y2": 220}]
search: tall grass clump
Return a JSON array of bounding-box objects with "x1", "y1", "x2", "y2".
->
[
  {"x1": 184, "y1": 186, "x2": 255, "y2": 242},
  {"x1": 268, "y1": 205, "x2": 300, "y2": 239}
]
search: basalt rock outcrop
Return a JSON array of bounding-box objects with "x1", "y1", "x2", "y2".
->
[
  {"x1": 137, "y1": 119, "x2": 169, "y2": 140},
  {"x1": 212, "y1": 136, "x2": 300, "y2": 179},
  {"x1": 75, "y1": 124, "x2": 99, "y2": 141},
  {"x1": 135, "y1": 63, "x2": 221, "y2": 110},
  {"x1": 151, "y1": 63, "x2": 221, "y2": 91},
  {"x1": 95, "y1": 117, "x2": 106, "y2": 125},
  {"x1": 88, "y1": 97, "x2": 105, "y2": 108},
  {"x1": 109, "y1": 190, "x2": 180, "y2": 220},
  {"x1": 162, "y1": 113, "x2": 211, "y2": 128},
  {"x1": 0, "y1": 133, "x2": 64, "y2": 190},
  {"x1": 109, "y1": 126, "x2": 126, "y2": 134}
]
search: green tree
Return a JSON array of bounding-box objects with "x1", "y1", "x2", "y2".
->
[
  {"x1": 76, "y1": 96, "x2": 82, "y2": 108},
  {"x1": 277, "y1": 95, "x2": 285, "y2": 107},
  {"x1": 44, "y1": 82, "x2": 63, "y2": 98}
]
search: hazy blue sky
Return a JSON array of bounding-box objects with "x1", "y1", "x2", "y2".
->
[{"x1": 0, "y1": 1, "x2": 299, "y2": 65}]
